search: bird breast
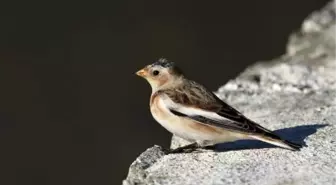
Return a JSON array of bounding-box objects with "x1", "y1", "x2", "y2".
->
[{"x1": 149, "y1": 94, "x2": 239, "y2": 143}]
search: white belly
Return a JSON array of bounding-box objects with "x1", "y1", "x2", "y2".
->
[{"x1": 150, "y1": 97, "x2": 243, "y2": 144}]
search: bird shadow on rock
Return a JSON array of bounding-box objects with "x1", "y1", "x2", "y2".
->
[{"x1": 214, "y1": 124, "x2": 328, "y2": 152}]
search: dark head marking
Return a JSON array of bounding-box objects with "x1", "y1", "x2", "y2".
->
[
  {"x1": 151, "y1": 58, "x2": 183, "y2": 76},
  {"x1": 152, "y1": 58, "x2": 175, "y2": 68}
]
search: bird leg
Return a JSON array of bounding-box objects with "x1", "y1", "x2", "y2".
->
[
  {"x1": 166, "y1": 142, "x2": 199, "y2": 154},
  {"x1": 164, "y1": 143, "x2": 217, "y2": 154}
]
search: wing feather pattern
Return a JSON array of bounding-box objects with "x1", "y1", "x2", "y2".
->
[
  {"x1": 160, "y1": 80, "x2": 276, "y2": 136},
  {"x1": 156, "y1": 80, "x2": 301, "y2": 150}
]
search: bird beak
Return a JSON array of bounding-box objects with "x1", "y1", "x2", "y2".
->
[{"x1": 135, "y1": 68, "x2": 147, "y2": 77}]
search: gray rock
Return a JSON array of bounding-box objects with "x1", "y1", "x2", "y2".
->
[{"x1": 123, "y1": 1, "x2": 336, "y2": 185}]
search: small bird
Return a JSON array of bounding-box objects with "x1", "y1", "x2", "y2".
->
[{"x1": 136, "y1": 58, "x2": 302, "y2": 153}]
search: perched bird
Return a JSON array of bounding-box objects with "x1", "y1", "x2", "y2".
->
[{"x1": 136, "y1": 58, "x2": 302, "y2": 153}]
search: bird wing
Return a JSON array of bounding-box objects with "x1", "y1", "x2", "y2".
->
[{"x1": 161, "y1": 81, "x2": 273, "y2": 135}]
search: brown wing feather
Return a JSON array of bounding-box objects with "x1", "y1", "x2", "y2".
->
[{"x1": 162, "y1": 80, "x2": 276, "y2": 135}]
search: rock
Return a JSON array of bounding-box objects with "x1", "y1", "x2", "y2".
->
[
  {"x1": 122, "y1": 146, "x2": 166, "y2": 185},
  {"x1": 123, "y1": 1, "x2": 336, "y2": 185}
]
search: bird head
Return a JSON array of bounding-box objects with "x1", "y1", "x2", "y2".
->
[{"x1": 136, "y1": 58, "x2": 184, "y2": 92}]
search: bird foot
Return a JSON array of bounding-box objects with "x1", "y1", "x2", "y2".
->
[{"x1": 163, "y1": 143, "x2": 217, "y2": 154}]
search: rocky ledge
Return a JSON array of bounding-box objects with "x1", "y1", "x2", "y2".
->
[{"x1": 123, "y1": 1, "x2": 336, "y2": 185}]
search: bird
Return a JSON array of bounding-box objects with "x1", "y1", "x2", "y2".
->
[{"x1": 135, "y1": 58, "x2": 302, "y2": 153}]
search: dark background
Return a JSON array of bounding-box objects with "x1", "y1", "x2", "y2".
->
[{"x1": 0, "y1": 0, "x2": 329, "y2": 184}]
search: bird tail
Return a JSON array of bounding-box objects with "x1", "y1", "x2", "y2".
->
[
  {"x1": 251, "y1": 135, "x2": 302, "y2": 151},
  {"x1": 250, "y1": 124, "x2": 302, "y2": 151}
]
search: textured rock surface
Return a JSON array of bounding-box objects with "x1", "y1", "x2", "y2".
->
[{"x1": 123, "y1": 1, "x2": 336, "y2": 185}]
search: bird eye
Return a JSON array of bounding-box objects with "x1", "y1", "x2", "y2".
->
[{"x1": 152, "y1": 70, "x2": 160, "y2": 76}]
